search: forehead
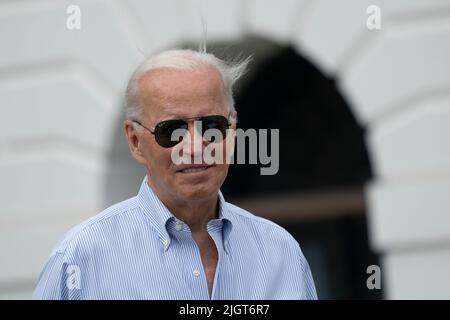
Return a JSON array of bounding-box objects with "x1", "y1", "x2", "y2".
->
[{"x1": 137, "y1": 65, "x2": 227, "y2": 119}]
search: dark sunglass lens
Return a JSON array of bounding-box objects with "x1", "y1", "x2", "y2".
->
[
  {"x1": 155, "y1": 120, "x2": 188, "y2": 147},
  {"x1": 201, "y1": 116, "x2": 229, "y2": 141}
]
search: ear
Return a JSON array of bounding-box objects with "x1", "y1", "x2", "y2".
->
[
  {"x1": 123, "y1": 120, "x2": 147, "y2": 165},
  {"x1": 229, "y1": 110, "x2": 237, "y2": 129}
]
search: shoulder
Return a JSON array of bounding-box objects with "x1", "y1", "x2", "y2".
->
[
  {"x1": 51, "y1": 197, "x2": 141, "y2": 256},
  {"x1": 34, "y1": 197, "x2": 144, "y2": 299}
]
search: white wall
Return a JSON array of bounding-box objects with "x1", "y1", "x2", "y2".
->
[{"x1": 1, "y1": 0, "x2": 450, "y2": 299}]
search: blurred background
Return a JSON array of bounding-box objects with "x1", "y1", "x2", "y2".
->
[{"x1": 1, "y1": 0, "x2": 450, "y2": 299}]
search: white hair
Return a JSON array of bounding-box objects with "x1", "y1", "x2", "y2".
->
[{"x1": 125, "y1": 49, "x2": 251, "y2": 121}]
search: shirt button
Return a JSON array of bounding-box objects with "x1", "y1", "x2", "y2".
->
[
  {"x1": 175, "y1": 223, "x2": 183, "y2": 231},
  {"x1": 193, "y1": 269, "x2": 200, "y2": 277}
]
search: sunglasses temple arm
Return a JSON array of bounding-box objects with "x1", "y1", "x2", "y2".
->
[{"x1": 132, "y1": 120, "x2": 156, "y2": 135}]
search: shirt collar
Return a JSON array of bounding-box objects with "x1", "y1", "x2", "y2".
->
[{"x1": 136, "y1": 176, "x2": 233, "y2": 252}]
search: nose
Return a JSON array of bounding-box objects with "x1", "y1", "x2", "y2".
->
[{"x1": 184, "y1": 120, "x2": 207, "y2": 163}]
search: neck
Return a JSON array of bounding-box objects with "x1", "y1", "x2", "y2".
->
[
  {"x1": 147, "y1": 180, "x2": 219, "y2": 234},
  {"x1": 170, "y1": 197, "x2": 218, "y2": 233}
]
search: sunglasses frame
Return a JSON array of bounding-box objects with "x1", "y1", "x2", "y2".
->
[{"x1": 131, "y1": 114, "x2": 232, "y2": 148}]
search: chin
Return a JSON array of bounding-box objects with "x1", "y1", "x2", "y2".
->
[{"x1": 173, "y1": 170, "x2": 227, "y2": 201}]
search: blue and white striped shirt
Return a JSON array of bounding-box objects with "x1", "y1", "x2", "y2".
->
[{"x1": 33, "y1": 177, "x2": 317, "y2": 300}]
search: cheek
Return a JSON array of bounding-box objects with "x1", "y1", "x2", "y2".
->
[
  {"x1": 158, "y1": 150, "x2": 174, "y2": 171},
  {"x1": 145, "y1": 144, "x2": 173, "y2": 172},
  {"x1": 224, "y1": 131, "x2": 236, "y2": 162}
]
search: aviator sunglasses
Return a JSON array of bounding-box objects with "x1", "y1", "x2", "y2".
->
[{"x1": 132, "y1": 114, "x2": 231, "y2": 148}]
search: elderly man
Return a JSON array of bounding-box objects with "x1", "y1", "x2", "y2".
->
[{"x1": 33, "y1": 49, "x2": 317, "y2": 300}]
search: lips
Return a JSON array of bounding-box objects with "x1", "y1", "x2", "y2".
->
[{"x1": 177, "y1": 165, "x2": 214, "y2": 174}]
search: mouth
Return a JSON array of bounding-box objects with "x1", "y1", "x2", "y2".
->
[
  {"x1": 177, "y1": 165, "x2": 213, "y2": 174},
  {"x1": 177, "y1": 165, "x2": 214, "y2": 174}
]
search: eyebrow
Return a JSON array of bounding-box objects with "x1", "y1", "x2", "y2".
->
[{"x1": 156, "y1": 112, "x2": 217, "y2": 122}]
